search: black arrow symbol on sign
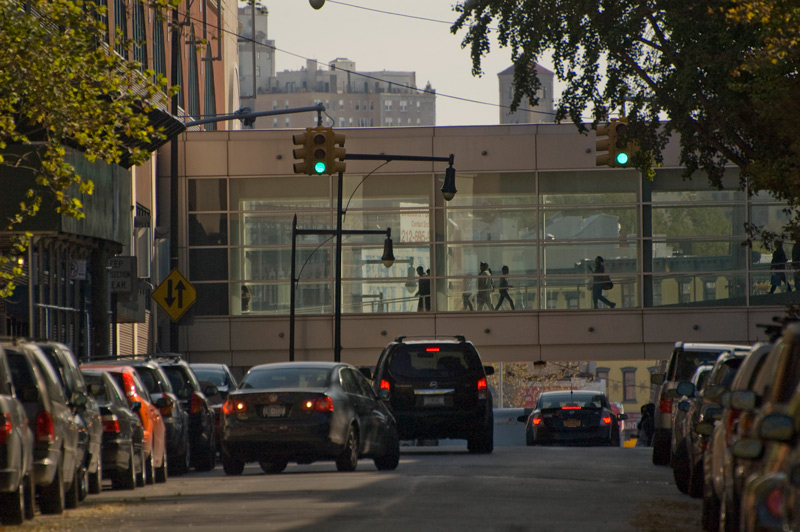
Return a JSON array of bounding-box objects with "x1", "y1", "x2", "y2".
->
[{"x1": 164, "y1": 279, "x2": 187, "y2": 308}]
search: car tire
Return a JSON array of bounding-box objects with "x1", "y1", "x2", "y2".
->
[
  {"x1": 374, "y1": 425, "x2": 400, "y2": 471},
  {"x1": 702, "y1": 476, "x2": 721, "y2": 531},
  {"x1": 88, "y1": 452, "x2": 102, "y2": 494},
  {"x1": 144, "y1": 452, "x2": 155, "y2": 485},
  {"x1": 221, "y1": 452, "x2": 245, "y2": 476},
  {"x1": 135, "y1": 448, "x2": 146, "y2": 487},
  {"x1": 39, "y1": 462, "x2": 65, "y2": 515},
  {"x1": 335, "y1": 427, "x2": 359, "y2": 472},
  {"x1": 195, "y1": 437, "x2": 217, "y2": 472},
  {"x1": 525, "y1": 426, "x2": 535, "y2": 446},
  {"x1": 23, "y1": 473, "x2": 35, "y2": 520},
  {"x1": 65, "y1": 465, "x2": 81, "y2": 509},
  {"x1": 721, "y1": 488, "x2": 740, "y2": 532},
  {"x1": 467, "y1": 417, "x2": 494, "y2": 454},
  {"x1": 672, "y1": 441, "x2": 690, "y2": 494},
  {"x1": 652, "y1": 434, "x2": 670, "y2": 466},
  {"x1": 169, "y1": 447, "x2": 190, "y2": 477},
  {"x1": 0, "y1": 476, "x2": 25, "y2": 525},
  {"x1": 688, "y1": 455, "x2": 704, "y2": 498},
  {"x1": 113, "y1": 445, "x2": 136, "y2": 490},
  {"x1": 155, "y1": 450, "x2": 168, "y2": 484},
  {"x1": 259, "y1": 460, "x2": 288, "y2": 474}
]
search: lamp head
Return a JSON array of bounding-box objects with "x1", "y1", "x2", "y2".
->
[
  {"x1": 381, "y1": 230, "x2": 395, "y2": 268},
  {"x1": 309, "y1": 0, "x2": 325, "y2": 9},
  {"x1": 441, "y1": 166, "x2": 457, "y2": 201}
]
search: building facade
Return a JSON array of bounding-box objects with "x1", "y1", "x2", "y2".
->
[
  {"x1": 498, "y1": 64, "x2": 555, "y2": 124},
  {"x1": 172, "y1": 124, "x2": 786, "y2": 374}
]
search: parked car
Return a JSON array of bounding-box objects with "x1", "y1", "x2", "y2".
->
[
  {"x1": 703, "y1": 343, "x2": 772, "y2": 532},
  {"x1": 221, "y1": 361, "x2": 399, "y2": 475},
  {"x1": 190, "y1": 363, "x2": 238, "y2": 453},
  {"x1": 650, "y1": 342, "x2": 750, "y2": 466},
  {"x1": 4, "y1": 341, "x2": 81, "y2": 514},
  {"x1": 81, "y1": 369, "x2": 144, "y2": 490},
  {"x1": 370, "y1": 335, "x2": 495, "y2": 454},
  {"x1": 672, "y1": 364, "x2": 716, "y2": 494},
  {"x1": 155, "y1": 355, "x2": 217, "y2": 471},
  {"x1": 36, "y1": 342, "x2": 103, "y2": 497},
  {"x1": 521, "y1": 390, "x2": 627, "y2": 446},
  {"x1": 90, "y1": 357, "x2": 189, "y2": 476},
  {"x1": 80, "y1": 364, "x2": 167, "y2": 485},
  {"x1": 0, "y1": 345, "x2": 35, "y2": 525}
]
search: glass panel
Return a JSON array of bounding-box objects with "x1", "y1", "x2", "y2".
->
[
  {"x1": 438, "y1": 275, "x2": 537, "y2": 312},
  {"x1": 341, "y1": 279, "x2": 424, "y2": 313},
  {"x1": 652, "y1": 168, "x2": 742, "y2": 195},
  {"x1": 751, "y1": 273, "x2": 794, "y2": 301},
  {"x1": 435, "y1": 243, "x2": 542, "y2": 277},
  {"x1": 445, "y1": 173, "x2": 537, "y2": 207},
  {"x1": 230, "y1": 176, "x2": 330, "y2": 210},
  {"x1": 341, "y1": 210, "x2": 428, "y2": 244},
  {"x1": 649, "y1": 274, "x2": 746, "y2": 307},
  {"x1": 231, "y1": 212, "x2": 332, "y2": 246},
  {"x1": 188, "y1": 213, "x2": 227, "y2": 246},
  {"x1": 542, "y1": 206, "x2": 637, "y2": 241},
  {"x1": 234, "y1": 247, "x2": 331, "y2": 282},
  {"x1": 750, "y1": 204, "x2": 794, "y2": 236},
  {"x1": 342, "y1": 245, "x2": 429, "y2": 280},
  {"x1": 446, "y1": 208, "x2": 539, "y2": 242},
  {"x1": 648, "y1": 239, "x2": 747, "y2": 272},
  {"x1": 539, "y1": 171, "x2": 638, "y2": 204},
  {"x1": 652, "y1": 206, "x2": 743, "y2": 238},
  {"x1": 188, "y1": 179, "x2": 227, "y2": 211},
  {"x1": 189, "y1": 249, "x2": 228, "y2": 281},
  {"x1": 340, "y1": 174, "x2": 429, "y2": 209},
  {"x1": 540, "y1": 243, "x2": 638, "y2": 276},
  {"x1": 193, "y1": 283, "x2": 229, "y2": 316},
  {"x1": 541, "y1": 275, "x2": 637, "y2": 310},
  {"x1": 235, "y1": 280, "x2": 322, "y2": 314}
]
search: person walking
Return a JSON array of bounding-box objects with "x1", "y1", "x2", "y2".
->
[
  {"x1": 476, "y1": 261, "x2": 495, "y2": 310},
  {"x1": 415, "y1": 266, "x2": 431, "y2": 311},
  {"x1": 770, "y1": 240, "x2": 792, "y2": 293},
  {"x1": 591, "y1": 256, "x2": 616, "y2": 309},
  {"x1": 494, "y1": 265, "x2": 515, "y2": 310}
]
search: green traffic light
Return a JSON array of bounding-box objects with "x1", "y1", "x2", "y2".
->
[
  {"x1": 616, "y1": 152, "x2": 629, "y2": 165},
  {"x1": 314, "y1": 161, "x2": 326, "y2": 174}
]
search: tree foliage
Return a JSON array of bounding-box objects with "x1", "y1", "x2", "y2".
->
[
  {"x1": 452, "y1": 0, "x2": 800, "y2": 242},
  {"x1": 0, "y1": 0, "x2": 177, "y2": 297}
]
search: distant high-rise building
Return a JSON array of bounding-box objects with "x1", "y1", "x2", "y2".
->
[
  {"x1": 237, "y1": 6, "x2": 275, "y2": 100},
  {"x1": 498, "y1": 64, "x2": 555, "y2": 124}
]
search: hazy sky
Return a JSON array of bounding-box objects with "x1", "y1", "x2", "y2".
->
[{"x1": 251, "y1": 0, "x2": 544, "y2": 127}]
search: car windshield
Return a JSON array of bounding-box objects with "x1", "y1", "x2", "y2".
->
[
  {"x1": 539, "y1": 393, "x2": 606, "y2": 409},
  {"x1": 84, "y1": 374, "x2": 108, "y2": 402},
  {"x1": 192, "y1": 367, "x2": 227, "y2": 387},
  {"x1": 388, "y1": 345, "x2": 480, "y2": 379},
  {"x1": 670, "y1": 350, "x2": 729, "y2": 381},
  {"x1": 240, "y1": 367, "x2": 331, "y2": 390}
]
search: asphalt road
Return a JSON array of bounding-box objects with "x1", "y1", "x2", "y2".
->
[{"x1": 7, "y1": 443, "x2": 701, "y2": 532}]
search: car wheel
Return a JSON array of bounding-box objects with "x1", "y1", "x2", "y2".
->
[
  {"x1": 169, "y1": 447, "x2": 190, "y2": 476},
  {"x1": 525, "y1": 426, "x2": 535, "y2": 446},
  {"x1": 195, "y1": 436, "x2": 217, "y2": 472},
  {"x1": 0, "y1": 475, "x2": 25, "y2": 525},
  {"x1": 688, "y1": 455, "x2": 704, "y2": 499},
  {"x1": 335, "y1": 426, "x2": 359, "y2": 472},
  {"x1": 135, "y1": 448, "x2": 146, "y2": 487},
  {"x1": 259, "y1": 460, "x2": 288, "y2": 474},
  {"x1": 702, "y1": 475, "x2": 721, "y2": 531},
  {"x1": 155, "y1": 450, "x2": 168, "y2": 483},
  {"x1": 672, "y1": 441, "x2": 690, "y2": 494},
  {"x1": 39, "y1": 462, "x2": 65, "y2": 515},
  {"x1": 721, "y1": 488, "x2": 740, "y2": 532},
  {"x1": 88, "y1": 452, "x2": 102, "y2": 494},
  {"x1": 467, "y1": 419, "x2": 494, "y2": 454},
  {"x1": 23, "y1": 473, "x2": 35, "y2": 520},
  {"x1": 374, "y1": 425, "x2": 400, "y2": 471},
  {"x1": 652, "y1": 434, "x2": 670, "y2": 466},
  {"x1": 221, "y1": 452, "x2": 245, "y2": 476},
  {"x1": 113, "y1": 445, "x2": 136, "y2": 490},
  {"x1": 144, "y1": 452, "x2": 155, "y2": 485},
  {"x1": 64, "y1": 465, "x2": 81, "y2": 509}
]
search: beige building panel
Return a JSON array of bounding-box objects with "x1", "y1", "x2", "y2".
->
[
  {"x1": 539, "y1": 312, "x2": 644, "y2": 345},
  {"x1": 184, "y1": 137, "x2": 229, "y2": 177},
  {"x1": 642, "y1": 309, "x2": 750, "y2": 344},
  {"x1": 537, "y1": 130, "x2": 596, "y2": 170},
  {"x1": 434, "y1": 127, "x2": 537, "y2": 172},
  {"x1": 185, "y1": 320, "x2": 231, "y2": 352}
]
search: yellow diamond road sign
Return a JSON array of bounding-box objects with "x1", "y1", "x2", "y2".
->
[{"x1": 152, "y1": 268, "x2": 197, "y2": 322}]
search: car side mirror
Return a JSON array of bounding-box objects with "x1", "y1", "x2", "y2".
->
[
  {"x1": 759, "y1": 413, "x2": 794, "y2": 442},
  {"x1": 730, "y1": 390, "x2": 757, "y2": 411},
  {"x1": 484, "y1": 365, "x2": 495, "y2": 376},
  {"x1": 618, "y1": 413, "x2": 628, "y2": 421},
  {"x1": 731, "y1": 437, "x2": 763, "y2": 459},
  {"x1": 130, "y1": 401, "x2": 142, "y2": 413}
]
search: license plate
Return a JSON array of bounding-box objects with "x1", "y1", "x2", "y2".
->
[
  {"x1": 564, "y1": 419, "x2": 581, "y2": 427},
  {"x1": 423, "y1": 396, "x2": 445, "y2": 406},
  {"x1": 262, "y1": 405, "x2": 285, "y2": 417}
]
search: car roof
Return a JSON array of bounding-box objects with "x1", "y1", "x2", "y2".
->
[
  {"x1": 674, "y1": 342, "x2": 750, "y2": 351},
  {"x1": 247, "y1": 361, "x2": 342, "y2": 372},
  {"x1": 540, "y1": 390, "x2": 606, "y2": 398}
]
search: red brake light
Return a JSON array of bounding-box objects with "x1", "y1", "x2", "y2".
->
[
  {"x1": 190, "y1": 392, "x2": 204, "y2": 415},
  {"x1": 35, "y1": 411, "x2": 55, "y2": 443},
  {"x1": 380, "y1": 379, "x2": 390, "y2": 391},
  {"x1": 562, "y1": 406, "x2": 581, "y2": 410},
  {"x1": 301, "y1": 396, "x2": 334, "y2": 412},
  {"x1": 477, "y1": 378, "x2": 487, "y2": 391},
  {"x1": 602, "y1": 416, "x2": 612, "y2": 424},
  {"x1": 222, "y1": 399, "x2": 246, "y2": 415},
  {"x1": 426, "y1": 347, "x2": 440, "y2": 352},
  {"x1": 0, "y1": 413, "x2": 12, "y2": 444},
  {"x1": 102, "y1": 415, "x2": 121, "y2": 434},
  {"x1": 658, "y1": 394, "x2": 672, "y2": 414},
  {"x1": 122, "y1": 373, "x2": 137, "y2": 399},
  {"x1": 532, "y1": 414, "x2": 542, "y2": 426},
  {"x1": 767, "y1": 487, "x2": 783, "y2": 517}
]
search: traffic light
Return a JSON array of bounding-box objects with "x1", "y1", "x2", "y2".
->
[
  {"x1": 596, "y1": 118, "x2": 637, "y2": 167},
  {"x1": 292, "y1": 127, "x2": 345, "y2": 175}
]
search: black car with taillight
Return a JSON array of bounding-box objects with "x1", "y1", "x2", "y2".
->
[
  {"x1": 221, "y1": 361, "x2": 399, "y2": 475},
  {"x1": 81, "y1": 369, "x2": 144, "y2": 490},
  {"x1": 522, "y1": 390, "x2": 627, "y2": 446},
  {"x1": 370, "y1": 336, "x2": 495, "y2": 454}
]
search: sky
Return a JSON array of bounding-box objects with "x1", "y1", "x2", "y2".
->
[{"x1": 250, "y1": 0, "x2": 548, "y2": 127}]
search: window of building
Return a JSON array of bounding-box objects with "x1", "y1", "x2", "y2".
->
[
  {"x1": 187, "y1": 34, "x2": 201, "y2": 120},
  {"x1": 339, "y1": 100, "x2": 344, "y2": 111},
  {"x1": 622, "y1": 367, "x2": 637, "y2": 402},
  {"x1": 596, "y1": 367, "x2": 609, "y2": 395},
  {"x1": 114, "y1": 0, "x2": 128, "y2": 58},
  {"x1": 131, "y1": 0, "x2": 147, "y2": 71},
  {"x1": 400, "y1": 101, "x2": 408, "y2": 112},
  {"x1": 384, "y1": 100, "x2": 392, "y2": 112},
  {"x1": 385, "y1": 117, "x2": 393, "y2": 126}
]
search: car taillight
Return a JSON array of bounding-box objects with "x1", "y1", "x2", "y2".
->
[
  {"x1": 122, "y1": 373, "x2": 137, "y2": 399},
  {"x1": 301, "y1": 396, "x2": 334, "y2": 412},
  {"x1": 102, "y1": 414, "x2": 121, "y2": 434},
  {"x1": 380, "y1": 379, "x2": 390, "y2": 391},
  {"x1": 562, "y1": 406, "x2": 581, "y2": 410},
  {"x1": 602, "y1": 416, "x2": 612, "y2": 424},
  {"x1": 222, "y1": 399, "x2": 246, "y2": 415},
  {"x1": 160, "y1": 398, "x2": 174, "y2": 416},
  {"x1": 767, "y1": 487, "x2": 783, "y2": 517},
  {"x1": 36, "y1": 411, "x2": 55, "y2": 443},
  {"x1": 477, "y1": 378, "x2": 488, "y2": 399},
  {"x1": 190, "y1": 392, "x2": 204, "y2": 415},
  {"x1": 532, "y1": 414, "x2": 542, "y2": 426},
  {"x1": 659, "y1": 394, "x2": 672, "y2": 414},
  {"x1": 0, "y1": 413, "x2": 12, "y2": 444}
]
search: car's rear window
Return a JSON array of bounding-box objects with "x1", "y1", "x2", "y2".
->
[
  {"x1": 240, "y1": 367, "x2": 331, "y2": 390},
  {"x1": 669, "y1": 350, "x2": 728, "y2": 381},
  {"x1": 192, "y1": 367, "x2": 227, "y2": 387},
  {"x1": 388, "y1": 344, "x2": 481, "y2": 379},
  {"x1": 538, "y1": 393, "x2": 607, "y2": 409}
]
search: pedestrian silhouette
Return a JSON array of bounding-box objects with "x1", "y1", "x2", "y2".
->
[
  {"x1": 494, "y1": 265, "x2": 515, "y2": 310},
  {"x1": 770, "y1": 241, "x2": 792, "y2": 293},
  {"x1": 415, "y1": 266, "x2": 431, "y2": 311},
  {"x1": 477, "y1": 261, "x2": 495, "y2": 310},
  {"x1": 591, "y1": 256, "x2": 616, "y2": 309}
]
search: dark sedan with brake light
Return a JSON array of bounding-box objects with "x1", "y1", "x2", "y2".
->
[
  {"x1": 522, "y1": 390, "x2": 627, "y2": 446},
  {"x1": 221, "y1": 362, "x2": 400, "y2": 475}
]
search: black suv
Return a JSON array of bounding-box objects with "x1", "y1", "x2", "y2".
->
[
  {"x1": 371, "y1": 336, "x2": 495, "y2": 454},
  {"x1": 155, "y1": 355, "x2": 217, "y2": 471}
]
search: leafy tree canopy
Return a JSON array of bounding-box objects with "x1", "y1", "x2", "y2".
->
[
  {"x1": 452, "y1": 0, "x2": 800, "y2": 244},
  {"x1": 0, "y1": 0, "x2": 177, "y2": 297}
]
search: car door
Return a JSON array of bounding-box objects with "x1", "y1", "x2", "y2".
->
[{"x1": 339, "y1": 368, "x2": 381, "y2": 453}]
